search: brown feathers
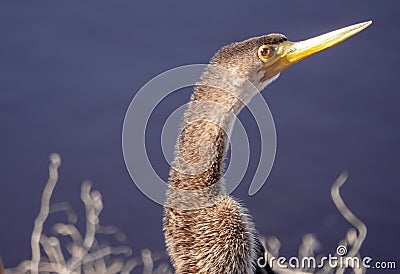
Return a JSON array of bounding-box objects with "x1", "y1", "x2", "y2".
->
[{"x1": 163, "y1": 35, "x2": 276, "y2": 273}]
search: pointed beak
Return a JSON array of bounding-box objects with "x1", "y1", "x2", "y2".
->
[
  {"x1": 285, "y1": 20, "x2": 372, "y2": 64},
  {"x1": 260, "y1": 21, "x2": 372, "y2": 81}
]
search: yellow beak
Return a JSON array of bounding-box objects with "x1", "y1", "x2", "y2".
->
[
  {"x1": 260, "y1": 21, "x2": 372, "y2": 80},
  {"x1": 285, "y1": 20, "x2": 372, "y2": 64}
]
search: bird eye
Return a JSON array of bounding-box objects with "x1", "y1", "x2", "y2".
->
[{"x1": 258, "y1": 45, "x2": 273, "y2": 60}]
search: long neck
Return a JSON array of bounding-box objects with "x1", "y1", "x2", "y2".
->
[
  {"x1": 169, "y1": 87, "x2": 239, "y2": 190},
  {"x1": 166, "y1": 66, "x2": 279, "y2": 209},
  {"x1": 169, "y1": 66, "x2": 256, "y2": 193}
]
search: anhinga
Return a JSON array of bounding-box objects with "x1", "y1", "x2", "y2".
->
[{"x1": 163, "y1": 21, "x2": 371, "y2": 274}]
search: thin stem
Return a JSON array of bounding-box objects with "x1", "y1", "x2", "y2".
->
[{"x1": 30, "y1": 153, "x2": 61, "y2": 274}]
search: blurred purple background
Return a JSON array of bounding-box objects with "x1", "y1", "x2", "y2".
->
[{"x1": 1, "y1": 1, "x2": 399, "y2": 271}]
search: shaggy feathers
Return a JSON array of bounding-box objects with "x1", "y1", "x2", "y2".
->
[{"x1": 163, "y1": 35, "x2": 279, "y2": 274}]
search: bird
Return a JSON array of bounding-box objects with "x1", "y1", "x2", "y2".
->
[{"x1": 163, "y1": 21, "x2": 372, "y2": 274}]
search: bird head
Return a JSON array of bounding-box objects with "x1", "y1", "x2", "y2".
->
[{"x1": 210, "y1": 21, "x2": 372, "y2": 89}]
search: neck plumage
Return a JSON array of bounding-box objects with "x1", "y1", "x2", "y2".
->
[{"x1": 167, "y1": 65, "x2": 278, "y2": 208}]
